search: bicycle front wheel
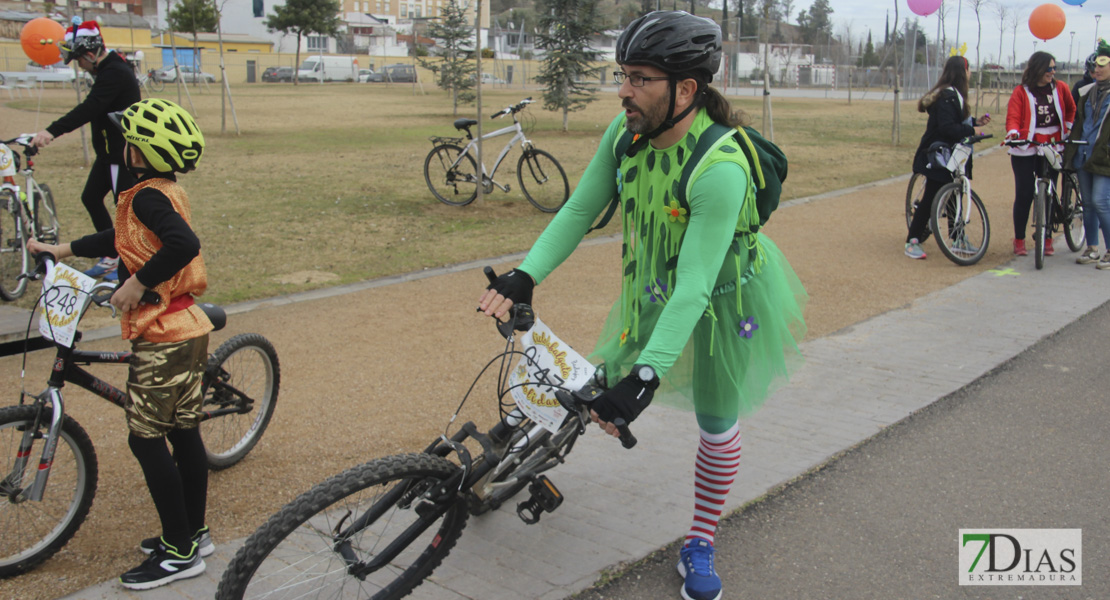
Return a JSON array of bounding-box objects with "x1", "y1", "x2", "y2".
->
[
  {"x1": 905, "y1": 172, "x2": 929, "y2": 232},
  {"x1": 0, "y1": 192, "x2": 28, "y2": 301},
  {"x1": 202, "y1": 334, "x2": 280, "y2": 470},
  {"x1": 31, "y1": 183, "x2": 60, "y2": 245},
  {"x1": 148, "y1": 77, "x2": 165, "y2": 93},
  {"x1": 0, "y1": 405, "x2": 98, "y2": 578},
  {"x1": 1033, "y1": 180, "x2": 1046, "y2": 270},
  {"x1": 1061, "y1": 172, "x2": 1084, "y2": 252},
  {"x1": 216, "y1": 453, "x2": 469, "y2": 600},
  {"x1": 930, "y1": 182, "x2": 989, "y2": 266},
  {"x1": 424, "y1": 144, "x2": 478, "y2": 206},
  {"x1": 517, "y1": 148, "x2": 569, "y2": 212}
]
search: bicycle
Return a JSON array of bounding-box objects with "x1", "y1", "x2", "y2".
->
[
  {"x1": 1004, "y1": 139, "x2": 1087, "y2": 270},
  {"x1": 136, "y1": 68, "x2": 165, "y2": 93},
  {"x1": 0, "y1": 135, "x2": 61, "y2": 301},
  {"x1": 215, "y1": 266, "x2": 634, "y2": 600},
  {"x1": 424, "y1": 98, "x2": 570, "y2": 213},
  {"x1": 0, "y1": 252, "x2": 280, "y2": 577},
  {"x1": 918, "y1": 133, "x2": 993, "y2": 266}
]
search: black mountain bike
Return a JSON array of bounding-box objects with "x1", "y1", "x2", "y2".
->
[
  {"x1": 216, "y1": 267, "x2": 634, "y2": 600},
  {"x1": 0, "y1": 253, "x2": 280, "y2": 578},
  {"x1": 1004, "y1": 139, "x2": 1087, "y2": 269}
]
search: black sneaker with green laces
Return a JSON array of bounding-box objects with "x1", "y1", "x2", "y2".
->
[
  {"x1": 119, "y1": 539, "x2": 206, "y2": 590},
  {"x1": 139, "y1": 526, "x2": 214, "y2": 557}
]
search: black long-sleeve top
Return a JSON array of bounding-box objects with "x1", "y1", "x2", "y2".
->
[
  {"x1": 46, "y1": 51, "x2": 141, "y2": 163},
  {"x1": 70, "y1": 176, "x2": 200, "y2": 289}
]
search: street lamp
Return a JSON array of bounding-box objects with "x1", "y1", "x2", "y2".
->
[
  {"x1": 1069, "y1": 31, "x2": 1075, "y2": 76},
  {"x1": 1097, "y1": 15, "x2": 1102, "y2": 49}
]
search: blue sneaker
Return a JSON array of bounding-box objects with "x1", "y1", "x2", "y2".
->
[
  {"x1": 677, "y1": 539, "x2": 722, "y2": 600},
  {"x1": 84, "y1": 256, "x2": 118, "y2": 278}
]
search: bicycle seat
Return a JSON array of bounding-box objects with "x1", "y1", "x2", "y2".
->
[
  {"x1": 453, "y1": 118, "x2": 477, "y2": 130},
  {"x1": 198, "y1": 302, "x2": 227, "y2": 332}
]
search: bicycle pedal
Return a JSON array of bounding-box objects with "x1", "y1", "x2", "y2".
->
[{"x1": 516, "y1": 475, "x2": 563, "y2": 524}]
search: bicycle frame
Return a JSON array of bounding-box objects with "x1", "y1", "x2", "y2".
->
[
  {"x1": 450, "y1": 121, "x2": 531, "y2": 192},
  {"x1": 1, "y1": 136, "x2": 48, "y2": 229},
  {"x1": 946, "y1": 143, "x2": 976, "y2": 225}
]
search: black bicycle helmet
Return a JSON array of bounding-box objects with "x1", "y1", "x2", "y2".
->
[
  {"x1": 616, "y1": 11, "x2": 722, "y2": 82},
  {"x1": 59, "y1": 20, "x2": 104, "y2": 65}
]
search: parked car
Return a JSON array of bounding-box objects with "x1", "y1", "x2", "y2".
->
[
  {"x1": 367, "y1": 64, "x2": 416, "y2": 83},
  {"x1": 154, "y1": 65, "x2": 215, "y2": 83},
  {"x1": 473, "y1": 72, "x2": 506, "y2": 85},
  {"x1": 261, "y1": 66, "x2": 293, "y2": 82},
  {"x1": 357, "y1": 68, "x2": 376, "y2": 83}
]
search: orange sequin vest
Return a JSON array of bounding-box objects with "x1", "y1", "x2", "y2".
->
[{"x1": 115, "y1": 178, "x2": 212, "y2": 342}]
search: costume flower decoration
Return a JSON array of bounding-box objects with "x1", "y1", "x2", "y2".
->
[
  {"x1": 646, "y1": 278, "x2": 668, "y2": 302},
  {"x1": 619, "y1": 328, "x2": 629, "y2": 346},
  {"x1": 738, "y1": 317, "x2": 759, "y2": 339},
  {"x1": 665, "y1": 200, "x2": 687, "y2": 223}
]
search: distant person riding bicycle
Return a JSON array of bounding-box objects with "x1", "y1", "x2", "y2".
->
[
  {"x1": 1005, "y1": 51, "x2": 1076, "y2": 257},
  {"x1": 1063, "y1": 42, "x2": 1110, "y2": 269},
  {"x1": 905, "y1": 54, "x2": 989, "y2": 260},
  {"x1": 478, "y1": 11, "x2": 806, "y2": 600},
  {"x1": 30, "y1": 19, "x2": 141, "y2": 280},
  {"x1": 30, "y1": 99, "x2": 213, "y2": 590}
]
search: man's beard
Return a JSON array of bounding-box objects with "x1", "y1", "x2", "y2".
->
[{"x1": 623, "y1": 93, "x2": 670, "y2": 135}]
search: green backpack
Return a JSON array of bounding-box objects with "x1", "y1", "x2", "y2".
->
[{"x1": 590, "y1": 123, "x2": 788, "y2": 233}]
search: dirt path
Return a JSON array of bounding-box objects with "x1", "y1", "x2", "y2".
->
[{"x1": 1, "y1": 150, "x2": 1031, "y2": 598}]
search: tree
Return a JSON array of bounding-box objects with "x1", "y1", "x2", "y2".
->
[
  {"x1": 858, "y1": 29, "x2": 879, "y2": 67},
  {"x1": 418, "y1": 0, "x2": 475, "y2": 114},
  {"x1": 167, "y1": 0, "x2": 219, "y2": 84},
  {"x1": 796, "y1": 0, "x2": 833, "y2": 47},
  {"x1": 535, "y1": 0, "x2": 603, "y2": 131},
  {"x1": 264, "y1": 0, "x2": 341, "y2": 85}
]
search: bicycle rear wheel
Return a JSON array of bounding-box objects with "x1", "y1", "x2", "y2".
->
[
  {"x1": 1033, "y1": 181, "x2": 1046, "y2": 269},
  {"x1": 216, "y1": 453, "x2": 468, "y2": 600},
  {"x1": 424, "y1": 144, "x2": 478, "y2": 206},
  {"x1": 201, "y1": 334, "x2": 280, "y2": 470},
  {"x1": 0, "y1": 192, "x2": 28, "y2": 301},
  {"x1": 905, "y1": 172, "x2": 930, "y2": 232},
  {"x1": 517, "y1": 148, "x2": 569, "y2": 212},
  {"x1": 1061, "y1": 172, "x2": 1084, "y2": 252},
  {"x1": 148, "y1": 77, "x2": 164, "y2": 93},
  {"x1": 930, "y1": 182, "x2": 989, "y2": 266},
  {"x1": 0, "y1": 405, "x2": 98, "y2": 578},
  {"x1": 31, "y1": 183, "x2": 60, "y2": 245}
]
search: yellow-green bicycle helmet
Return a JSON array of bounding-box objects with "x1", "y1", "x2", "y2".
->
[{"x1": 108, "y1": 99, "x2": 204, "y2": 174}]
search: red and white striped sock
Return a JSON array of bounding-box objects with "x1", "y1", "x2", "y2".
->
[{"x1": 685, "y1": 423, "x2": 742, "y2": 546}]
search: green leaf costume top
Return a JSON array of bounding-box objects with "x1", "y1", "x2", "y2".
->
[{"x1": 520, "y1": 110, "x2": 807, "y2": 424}]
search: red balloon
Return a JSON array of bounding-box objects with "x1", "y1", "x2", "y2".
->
[
  {"x1": 20, "y1": 18, "x2": 64, "y2": 66},
  {"x1": 1028, "y1": 4, "x2": 1066, "y2": 42}
]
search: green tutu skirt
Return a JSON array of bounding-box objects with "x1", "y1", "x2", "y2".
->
[{"x1": 589, "y1": 234, "x2": 807, "y2": 428}]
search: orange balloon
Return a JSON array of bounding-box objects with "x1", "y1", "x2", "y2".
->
[
  {"x1": 20, "y1": 17, "x2": 64, "y2": 66},
  {"x1": 1028, "y1": 3, "x2": 1066, "y2": 42}
]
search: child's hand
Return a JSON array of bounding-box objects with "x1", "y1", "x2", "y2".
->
[
  {"x1": 110, "y1": 276, "x2": 149, "y2": 313},
  {"x1": 27, "y1": 240, "x2": 72, "y2": 260}
]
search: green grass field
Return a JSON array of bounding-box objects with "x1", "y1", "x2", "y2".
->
[{"x1": 2, "y1": 81, "x2": 986, "y2": 308}]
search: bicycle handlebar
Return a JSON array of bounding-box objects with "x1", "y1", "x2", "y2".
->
[
  {"x1": 963, "y1": 133, "x2": 993, "y2": 144},
  {"x1": 482, "y1": 266, "x2": 636, "y2": 449},
  {"x1": 1, "y1": 135, "x2": 38, "y2": 156},
  {"x1": 1004, "y1": 138, "x2": 1088, "y2": 147},
  {"x1": 490, "y1": 97, "x2": 534, "y2": 120}
]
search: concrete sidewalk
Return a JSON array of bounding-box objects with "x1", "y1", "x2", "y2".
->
[{"x1": 60, "y1": 241, "x2": 1110, "y2": 600}]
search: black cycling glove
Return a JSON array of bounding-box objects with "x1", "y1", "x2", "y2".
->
[
  {"x1": 486, "y1": 268, "x2": 535, "y2": 306},
  {"x1": 591, "y1": 369, "x2": 659, "y2": 425}
]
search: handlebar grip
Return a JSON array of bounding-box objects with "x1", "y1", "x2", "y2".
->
[
  {"x1": 613, "y1": 418, "x2": 637, "y2": 449},
  {"x1": 141, "y1": 290, "x2": 161, "y2": 305},
  {"x1": 483, "y1": 265, "x2": 497, "y2": 284}
]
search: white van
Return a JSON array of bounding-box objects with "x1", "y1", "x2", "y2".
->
[{"x1": 297, "y1": 56, "x2": 358, "y2": 82}]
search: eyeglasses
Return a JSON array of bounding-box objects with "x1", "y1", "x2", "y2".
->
[
  {"x1": 614, "y1": 71, "x2": 669, "y2": 87},
  {"x1": 1046, "y1": 66, "x2": 1057, "y2": 72}
]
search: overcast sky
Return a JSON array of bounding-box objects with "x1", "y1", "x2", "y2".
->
[{"x1": 803, "y1": 0, "x2": 1102, "y2": 71}]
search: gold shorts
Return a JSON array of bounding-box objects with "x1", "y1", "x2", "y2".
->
[{"x1": 126, "y1": 335, "x2": 209, "y2": 438}]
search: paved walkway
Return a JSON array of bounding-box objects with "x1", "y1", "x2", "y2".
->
[{"x1": 58, "y1": 234, "x2": 1110, "y2": 599}]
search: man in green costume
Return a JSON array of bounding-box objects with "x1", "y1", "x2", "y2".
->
[{"x1": 479, "y1": 11, "x2": 807, "y2": 600}]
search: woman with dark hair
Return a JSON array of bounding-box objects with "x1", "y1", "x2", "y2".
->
[
  {"x1": 905, "y1": 55, "x2": 988, "y2": 259},
  {"x1": 1005, "y1": 51, "x2": 1076, "y2": 256}
]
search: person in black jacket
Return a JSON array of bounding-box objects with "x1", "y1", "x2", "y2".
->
[
  {"x1": 30, "y1": 20, "x2": 141, "y2": 279},
  {"x1": 905, "y1": 55, "x2": 989, "y2": 259}
]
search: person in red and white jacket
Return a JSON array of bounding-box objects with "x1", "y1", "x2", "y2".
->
[{"x1": 1005, "y1": 51, "x2": 1076, "y2": 257}]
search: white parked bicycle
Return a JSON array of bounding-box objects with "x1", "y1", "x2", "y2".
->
[{"x1": 423, "y1": 98, "x2": 570, "y2": 212}]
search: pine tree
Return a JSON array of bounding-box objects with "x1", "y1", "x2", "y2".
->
[
  {"x1": 418, "y1": 0, "x2": 476, "y2": 114},
  {"x1": 535, "y1": 0, "x2": 603, "y2": 131}
]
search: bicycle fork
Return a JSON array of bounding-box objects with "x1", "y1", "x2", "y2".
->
[{"x1": 7, "y1": 389, "x2": 64, "y2": 503}]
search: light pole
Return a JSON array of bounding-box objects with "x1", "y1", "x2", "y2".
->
[
  {"x1": 1097, "y1": 15, "x2": 1103, "y2": 49},
  {"x1": 1069, "y1": 31, "x2": 1075, "y2": 77}
]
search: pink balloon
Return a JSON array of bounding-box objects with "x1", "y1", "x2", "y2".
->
[{"x1": 908, "y1": 0, "x2": 943, "y2": 17}]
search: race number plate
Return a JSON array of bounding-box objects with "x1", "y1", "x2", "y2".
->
[
  {"x1": 507, "y1": 318, "x2": 596, "y2": 433},
  {"x1": 38, "y1": 262, "x2": 96, "y2": 347}
]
